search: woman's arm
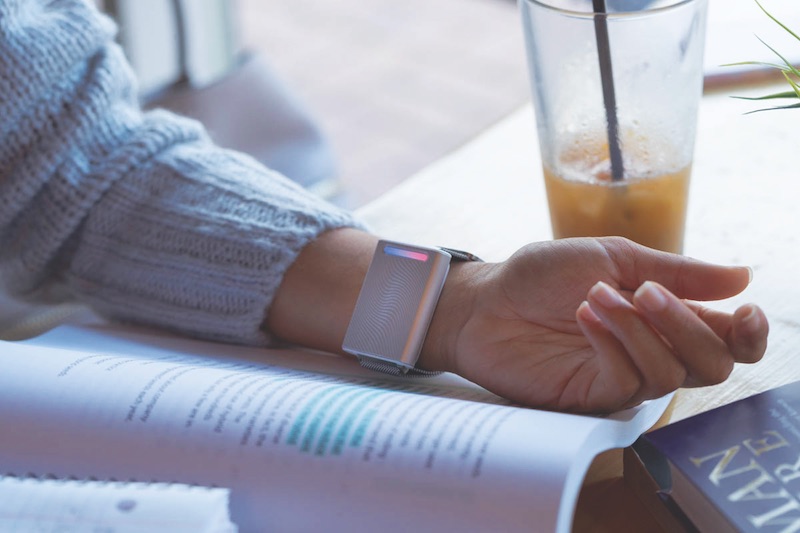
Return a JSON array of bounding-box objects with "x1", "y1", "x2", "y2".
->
[
  {"x1": 0, "y1": 1, "x2": 768, "y2": 413},
  {"x1": 270, "y1": 231, "x2": 768, "y2": 413},
  {"x1": 0, "y1": 0, "x2": 362, "y2": 345}
]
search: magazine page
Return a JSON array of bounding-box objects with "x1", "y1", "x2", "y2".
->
[
  {"x1": 23, "y1": 321, "x2": 491, "y2": 394},
  {"x1": 0, "y1": 475, "x2": 235, "y2": 533},
  {"x1": 1, "y1": 325, "x2": 669, "y2": 532}
]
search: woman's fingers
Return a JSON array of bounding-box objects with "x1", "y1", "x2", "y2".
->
[
  {"x1": 684, "y1": 300, "x2": 769, "y2": 364},
  {"x1": 603, "y1": 238, "x2": 754, "y2": 301},
  {"x1": 580, "y1": 280, "x2": 767, "y2": 404},
  {"x1": 632, "y1": 281, "x2": 735, "y2": 387},
  {"x1": 575, "y1": 301, "x2": 642, "y2": 410},
  {"x1": 585, "y1": 282, "x2": 688, "y2": 401},
  {"x1": 730, "y1": 304, "x2": 769, "y2": 362}
]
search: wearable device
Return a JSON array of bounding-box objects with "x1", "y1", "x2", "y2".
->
[{"x1": 342, "y1": 240, "x2": 482, "y2": 376}]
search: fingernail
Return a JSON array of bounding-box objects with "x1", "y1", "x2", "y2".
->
[
  {"x1": 746, "y1": 266, "x2": 754, "y2": 283},
  {"x1": 635, "y1": 281, "x2": 668, "y2": 312},
  {"x1": 590, "y1": 281, "x2": 627, "y2": 309},
  {"x1": 578, "y1": 301, "x2": 603, "y2": 324},
  {"x1": 740, "y1": 304, "x2": 763, "y2": 332}
]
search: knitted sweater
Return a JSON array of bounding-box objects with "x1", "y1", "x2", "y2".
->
[{"x1": 0, "y1": 0, "x2": 362, "y2": 345}]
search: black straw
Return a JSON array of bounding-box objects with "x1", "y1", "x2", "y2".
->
[{"x1": 592, "y1": 0, "x2": 625, "y2": 181}]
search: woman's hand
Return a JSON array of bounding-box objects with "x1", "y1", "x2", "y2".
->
[
  {"x1": 421, "y1": 237, "x2": 768, "y2": 413},
  {"x1": 270, "y1": 230, "x2": 768, "y2": 414}
]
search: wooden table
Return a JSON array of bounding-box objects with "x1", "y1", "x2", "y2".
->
[{"x1": 356, "y1": 85, "x2": 800, "y2": 531}]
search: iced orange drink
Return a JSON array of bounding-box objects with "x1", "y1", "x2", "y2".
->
[
  {"x1": 519, "y1": 0, "x2": 707, "y2": 256},
  {"x1": 543, "y1": 136, "x2": 690, "y2": 254}
]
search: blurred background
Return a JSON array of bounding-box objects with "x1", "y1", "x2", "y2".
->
[
  {"x1": 4, "y1": 0, "x2": 800, "y2": 337},
  {"x1": 98, "y1": 0, "x2": 529, "y2": 209},
  {"x1": 97, "y1": 0, "x2": 800, "y2": 210}
]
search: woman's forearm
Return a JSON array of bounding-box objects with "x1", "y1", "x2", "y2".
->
[{"x1": 266, "y1": 228, "x2": 378, "y2": 354}]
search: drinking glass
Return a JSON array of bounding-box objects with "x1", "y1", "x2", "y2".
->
[{"x1": 519, "y1": 0, "x2": 708, "y2": 253}]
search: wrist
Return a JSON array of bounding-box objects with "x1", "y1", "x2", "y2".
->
[
  {"x1": 272, "y1": 233, "x2": 484, "y2": 376},
  {"x1": 266, "y1": 228, "x2": 378, "y2": 353},
  {"x1": 419, "y1": 260, "x2": 485, "y2": 373}
]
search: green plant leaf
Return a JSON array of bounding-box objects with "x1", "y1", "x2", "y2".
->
[
  {"x1": 755, "y1": 35, "x2": 800, "y2": 78},
  {"x1": 743, "y1": 102, "x2": 800, "y2": 114},
  {"x1": 785, "y1": 70, "x2": 800, "y2": 99},
  {"x1": 732, "y1": 91, "x2": 799, "y2": 101},
  {"x1": 722, "y1": 60, "x2": 791, "y2": 70},
  {"x1": 755, "y1": 0, "x2": 800, "y2": 43},
  {"x1": 733, "y1": 1, "x2": 800, "y2": 113}
]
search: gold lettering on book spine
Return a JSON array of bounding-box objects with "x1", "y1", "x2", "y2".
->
[
  {"x1": 775, "y1": 455, "x2": 800, "y2": 485},
  {"x1": 744, "y1": 431, "x2": 789, "y2": 457},
  {"x1": 748, "y1": 499, "x2": 800, "y2": 531},
  {"x1": 688, "y1": 431, "x2": 800, "y2": 532},
  {"x1": 690, "y1": 444, "x2": 744, "y2": 486}
]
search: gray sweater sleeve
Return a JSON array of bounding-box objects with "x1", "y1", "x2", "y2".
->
[{"x1": 0, "y1": 0, "x2": 365, "y2": 345}]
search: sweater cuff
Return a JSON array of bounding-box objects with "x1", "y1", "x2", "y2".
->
[{"x1": 65, "y1": 126, "x2": 366, "y2": 346}]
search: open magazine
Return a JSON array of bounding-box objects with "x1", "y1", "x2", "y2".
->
[
  {"x1": 0, "y1": 474, "x2": 236, "y2": 532},
  {"x1": 0, "y1": 321, "x2": 671, "y2": 532}
]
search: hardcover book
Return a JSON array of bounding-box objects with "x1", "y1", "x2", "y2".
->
[
  {"x1": 0, "y1": 320, "x2": 671, "y2": 532},
  {"x1": 625, "y1": 380, "x2": 800, "y2": 533}
]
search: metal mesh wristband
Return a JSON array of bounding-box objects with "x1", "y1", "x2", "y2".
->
[
  {"x1": 355, "y1": 245, "x2": 483, "y2": 377},
  {"x1": 357, "y1": 355, "x2": 443, "y2": 377}
]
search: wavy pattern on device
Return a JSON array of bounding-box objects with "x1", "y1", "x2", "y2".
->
[{"x1": 359, "y1": 260, "x2": 421, "y2": 357}]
